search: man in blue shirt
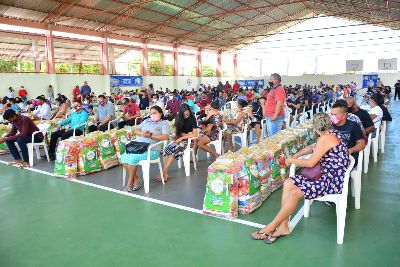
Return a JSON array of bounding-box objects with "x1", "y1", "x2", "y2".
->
[
  {"x1": 88, "y1": 95, "x2": 116, "y2": 132},
  {"x1": 80, "y1": 81, "x2": 91, "y2": 99}
]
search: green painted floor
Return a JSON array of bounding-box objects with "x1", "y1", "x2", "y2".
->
[{"x1": 1, "y1": 104, "x2": 399, "y2": 267}]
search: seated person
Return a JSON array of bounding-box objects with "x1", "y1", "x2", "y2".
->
[
  {"x1": 161, "y1": 103, "x2": 199, "y2": 182},
  {"x1": 6, "y1": 98, "x2": 22, "y2": 113},
  {"x1": 0, "y1": 109, "x2": 44, "y2": 168},
  {"x1": 53, "y1": 96, "x2": 69, "y2": 119},
  {"x1": 32, "y1": 96, "x2": 51, "y2": 120},
  {"x1": 224, "y1": 99, "x2": 248, "y2": 152},
  {"x1": 121, "y1": 106, "x2": 169, "y2": 192},
  {"x1": 88, "y1": 95, "x2": 115, "y2": 132},
  {"x1": 346, "y1": 97, "x2": 375, "y2": 136},
  {"x1": 165, "y1": 93, "x2": 181, "y2": 121},
  {"x1": 248, "y1": 97, "x2": 263, "y2": 143},
  {"x1": 368, "y1": 96, "x2": 383, "y2": 129},
  {"x1": 48, "y1": 100, "x2": 89, "y2": 160},
  {"x1": 330, "y1": 101, "x2": 366, "y2": 166},
  {"x1": 197, "y1": 101, "x2": 223, "y2": 158},
  {"x1": 118, "y1": 98, "x2": 140, "y2": 129},
  {"x1": 251, "y1": 113, "x2": 350, "y2": 243}
]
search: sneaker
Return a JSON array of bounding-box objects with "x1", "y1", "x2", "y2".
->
[{"x1": 132, "y1": 180, "x2": 142, "y2": 191}]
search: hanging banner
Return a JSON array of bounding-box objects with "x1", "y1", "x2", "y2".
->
[
  {"x1": 110, "y1": 75, "x2": 144, "y2": 87},
  {"x1": 362, "y1": 74, "x2": 379, "y2": 88},
  {"x1": 237, "y1": 79, "x2": 265, "y2": 88}
]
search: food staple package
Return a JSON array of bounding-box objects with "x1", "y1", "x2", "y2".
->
[
  {"x1": 77, "y1": 137, "x2": 102, "y2": 175},
  {"x1": 109, "y1": 129, "x2": 130, "y2": 162},
  {"x1": 203, "y1": 156, "x2": 240, "y2": 218},
  {"x1": 89, "y1": 131, "x2": 119, "y2": 170},
  {"x1": 0, "y1": 125, "x2": 11, "y2": 154},
  {"x1": 54, "y1": 139, "x2": 80, "y2": 178}
]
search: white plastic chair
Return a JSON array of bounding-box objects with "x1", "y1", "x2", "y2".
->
[
  {"x1": 363, "y1": 134, "x2": 372, "y2": 173},
  {"x1": 27, "y1": 130, "x2": 50, "y2": 167},
  {"x1": 73, "y1": 122, "x2": 87, "y2": 137},
  {"x1": 290, "y1": 155, "x2": 355, "y2": 244},
  {"x1": 177, "y1": 133, "x2": 199, "y2": 177},
  {"x1": 232, "y1": 124, "x2": 248, "y2": 148},
  {"x1": 122, "y1": 141, "x2": 164, "y2": 193},
  {"x1": 108, "y1": 118, "x2": 121, "y2": 130},
  {"x1": 370, "y1": 128, "x2": 380, "y2": 163},
  {"x1": 291, "y1": 108, "x2": 298, "y2": 127},
  {"x1": 350, "y1": 150, "x2": 363, "y2": 210},
  {"x1": 261, "y1": 118, "x2": 267, "y2": 139},
  {"x1": 379, "y1": 121, "x2": 386, "y2": 154},
  {"x1": 207, "y1": 124, "x2": 227, "y2": 158},
  {"x1": 224, "y1": 101, "x2": 237, "y2": 110}
]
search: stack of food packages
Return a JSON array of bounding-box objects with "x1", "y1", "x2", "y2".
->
[
  {"x1": 88, "y1": 131, "x2": 119, "y2": 170},
  {"x1": 77, "y1": 136, "x2": 102, "y2": 175},
  {"x1": 203, "y1": 152, "x2": 240, "y2": 218},
  {"x1": 0, "y1": 124, "x2": 11, "y2": 154},
  {"x1": 44, "y1": 119, "x2": 63, "y2": 143},
  {"x1": 109, "y1": 128, "x2": 130, "y2": 162},
  {"x1": 54, "y1": 139, "x2": 80, "y2": 178}
]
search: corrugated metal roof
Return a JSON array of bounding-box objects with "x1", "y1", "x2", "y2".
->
[{"x1": 0, "y1": 0, "x2": 398, "y2": 52}]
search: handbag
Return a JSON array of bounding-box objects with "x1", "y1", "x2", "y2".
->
[
  {"x1": 125, "y1": 141, "x2": 149, "y2": 154},
  {"x1": 301, "y1": 163, "x2": 323, "y2": 181}
]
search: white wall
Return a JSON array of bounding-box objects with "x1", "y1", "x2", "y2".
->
[
  {"x1": 0, "y1": 73, "x2": 50, "y2": 99},
  {"x1": 56, "y1": 74, "x2": 108, "y2": 99}
]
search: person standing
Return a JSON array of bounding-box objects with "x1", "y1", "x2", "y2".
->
[
  {"x1": 232, "y1": 80, "x2": 240, "y2": 94},
  {"x1": 18, "y1": 86, "x2": 28, "y2": 105},
  {"x1": 0, "y1": 109, "x2": 43, "y2": 168},
  {"x1": 7, "y1": 87, "x2": 14, "y2": 99},
  {"x1": 80, "y1": 81, "x2": 91, "y2": 99},
  {"x1": 394, "y1": 80, "x2": 400, "y2": 100},
  {"x1": 264, "y1": 73, "x2": 286, "y2": 136},
  {"x1": 47, "y1": 85, "x2": 54, "y2": 103}
]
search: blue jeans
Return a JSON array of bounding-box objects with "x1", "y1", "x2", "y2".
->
[
  {"x1": 5, "y1": 136, "x2": 43, "y2": 163},
  {"x1": 265, "y1": 116, "x2": 285, "y2": 137}
]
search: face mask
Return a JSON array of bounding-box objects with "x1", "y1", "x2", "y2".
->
[
  {"x1": 330, "y1": 114, "x2": 343, "y2": 125},
  {"x1": 268, "y1": 81, "x2": 274, "y2": 87},
  {"x1": 150, "y1": 113, "x2": 161, "y2": 122},
  {"x1": 169, "y1": 96, "x2": 174, "y2": 100},
  {"x1": 131, "y1": 95, "x2": 137, "y2": 100},
  {"x1": 83, "y1": 100, "x2": 88, "y2": 104},
  {"x1": 152, "y1": 99, "x2": 157, "y2": 102},
  {"x1": 75, "y1": 106, "x2": 82, "y2": 112}
]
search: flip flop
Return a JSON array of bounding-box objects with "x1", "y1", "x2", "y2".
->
[
  {"x1": 7, "y1": 161, "x2": 22, "y2": 167},
  {"x1": 132, "y1": 180, "x2": 142, "y2": 191},
  {"x1": 251, "y1": 230, "x2": 272, "y2": 241},
  {"x1": 264, "y1": 234, "x2": 289, "y2": 244}
]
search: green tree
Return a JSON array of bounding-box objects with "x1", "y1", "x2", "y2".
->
[
  {"x1": 55, "y1": 63, "x2": 71, "y2": 73},
  {"x1": 20, "y1": 61, "x2": 34, "y2": 72},
  {"x1": 202, "y1": 64, "x2": 216, "y2": 77},
  {"x1": 0, "y1": 60, "x2": 18, "y2": 72}
]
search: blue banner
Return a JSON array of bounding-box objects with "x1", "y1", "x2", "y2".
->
[
  {"x1": 110, "y1": 75, "x2": 144, "y2": 87},
  {"x1": 362, "y1": 74, "x2": 378, "y2": 88},
  {"x1": 237, "y1": 79, "x2": 265, "y2": 88}
]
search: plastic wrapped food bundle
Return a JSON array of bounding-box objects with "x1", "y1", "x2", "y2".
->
[
  {"x1": 238, "y1": 192, "x2": 262, "y2": 214},
  {"x1": 77, "y1": 137, "x2": 102, "y2": 175},
  {"x1": 89, "y1": 131, "x2": 119, "y2": 170},
  {"x1": 261, "y1": 180, "x2": 273, "y2": 201},
  {"x1": 203, "y1": 171, "x2": 238, "y2": 219},
  {"x1": 0, "y1": 125, "x2": 11, "y2": 154},
  {"x1": 109, "y1": 129, "x2": 130, "y2": 162},
  {"x1": 54, "y1": 139, "x2": 79, "y2": 178}
]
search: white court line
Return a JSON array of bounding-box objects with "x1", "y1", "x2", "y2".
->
[{"x1": 0, "y1": 159, "x2": 304, "y2": 230}]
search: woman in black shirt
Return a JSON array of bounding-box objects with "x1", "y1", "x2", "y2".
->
[{"x1": 160, "y1": 103, "x2": 199, "y2": 181}]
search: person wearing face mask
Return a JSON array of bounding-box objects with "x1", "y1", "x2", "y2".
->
[
  {"x1": 118, "y1": 98, "x2": 140, "y2": 129},
  {"x1": 252, "y1": 113, "x2": 350, "y2": 244},
  {"x1": 166, "y1": 93, "x2": 181, "y2": 121},
  {"x1": 150, "y1": 93, "x2": 164, "y2": 110},
  {"x1": 121, "y1": 106, "x2": 169, "y2": 192},
  {"x1": 224, "y1": 99, "x2": 248, "y2": 152},
  {"x1": 330, "y1": 101, "x2": 365, "y2": 166},
  {"x1": 47, "y1": 100, "x2": 89, "y2": 160},
  {"x1": 88, "y1": 95, "x2": 116, "y2": 132},
  {"x1": 160, "y1": 104, "x2": 199, "y2": 182},
  {"x1": 32, "y1": 96, "x2": 51, "y2": 120},
  {"x1": 264, "y1": 73, "x2": 286, "y2": 137},
  {"x1": 196, "y1": 91, "x2": 211, "y2": 109},
  {"x1": 345, "y1": 97, "x2": 375, "y2": 136},
  {"x1": 0, "y1": 109, "x2": 43, "y2": 168},
  {"x1": 53, "y1": 95, "x2": 69, "y2": 119}
]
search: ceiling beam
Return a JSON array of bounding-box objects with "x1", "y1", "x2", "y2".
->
[{"x1": 41, "y1": 0, "x2": 80, "y2": 23}]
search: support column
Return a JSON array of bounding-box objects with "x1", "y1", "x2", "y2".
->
[
  {"x1": 233, "y1": 53, "x2": 238, "y2": 79},
  {"x1": 17, "y1": 60, "x2": 21, "y2": 72},
  {"x1": 45, "y1": 28, "x2": 55, "y2": 74},
  {"x1": 259, "y1": 59, "x2": 263, "y2": 77},
  {"x1": 141, "y1": 40, "x2": 149, "y2": 87},
  {"x1": 196, "y1": 48, "x2": 202, "y2": 87},
  {"x1": 109, "y1": 45, "x2": 116, "y2": 75},
  {"x1": 160, "y1": 51, "x2": 166, "y2": 76},
  {"x1": 101, "y1": 37, "x2": 111, "y2": 95},
  {"x1": 172, "y1": 44, "x2": 179, "y2": 90},
  {"x1": 216, "y1": 50, "x2": 222, "y2": 82},
  {"x1": 32, "y1": 40, "x2": 40, "y2": 72}
]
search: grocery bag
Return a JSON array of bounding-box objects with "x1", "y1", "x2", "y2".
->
[
  {"x1": 89, "y1": 132, "x2": 119, "y2": 170},
  {"x1": 54, "y1": 139, "x2": 79, "y2": 178},
  {"x1": 78, "y1": 137, "x2": 102, "y2": 175}
]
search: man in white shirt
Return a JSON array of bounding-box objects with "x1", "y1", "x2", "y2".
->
[
  {"x1": 368, "y1": 96, "x2": 383, "y2": 129},
  {"x1": 33, "y1": 96, "x2": 52, "y2": 120}
]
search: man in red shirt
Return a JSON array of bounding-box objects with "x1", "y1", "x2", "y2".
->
[
  {"x1": 223, "y1": 81, "x2": 232, "y2": 93},
  {"x1": 232, "y1": 80, "x2": 240, "y2": 93},
  {"x1": 264, "y1": 73, "x2": 286, "y2": 136},
  {"x1": 166, "y1": 94, "x2": 181, "y2": 121},
  {"x1": 118, "y1": 98, "x2": 140, "y2": 128},
  {"x1": 18, "y1": 86, "x2": 28, "y2": 105},
  {"x1": 246, "y1": 88, "x2": 254, "y2": 101},
  {"x1": 72, "y1": 85, "x2": 81, "y2": 102},
  {"x1": 0, "y1": 109, "x2": 43, "y2": 168}
]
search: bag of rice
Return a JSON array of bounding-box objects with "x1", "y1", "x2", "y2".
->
[
  {"x1": 0, "y1": 125, "x2": 11, "y2": 154},
  {"x1": 89, "y1": 132, "x2": 119, "y2": 170},
  {"x1": 54, "y1": 139, "x2": 79, "y2": 178},
  {"x1": 78, "y1": 137, "x2": 102, "y2": 175},
  {"x1": 110, "y1": 129, "x2": 130, "y2": 162}
]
